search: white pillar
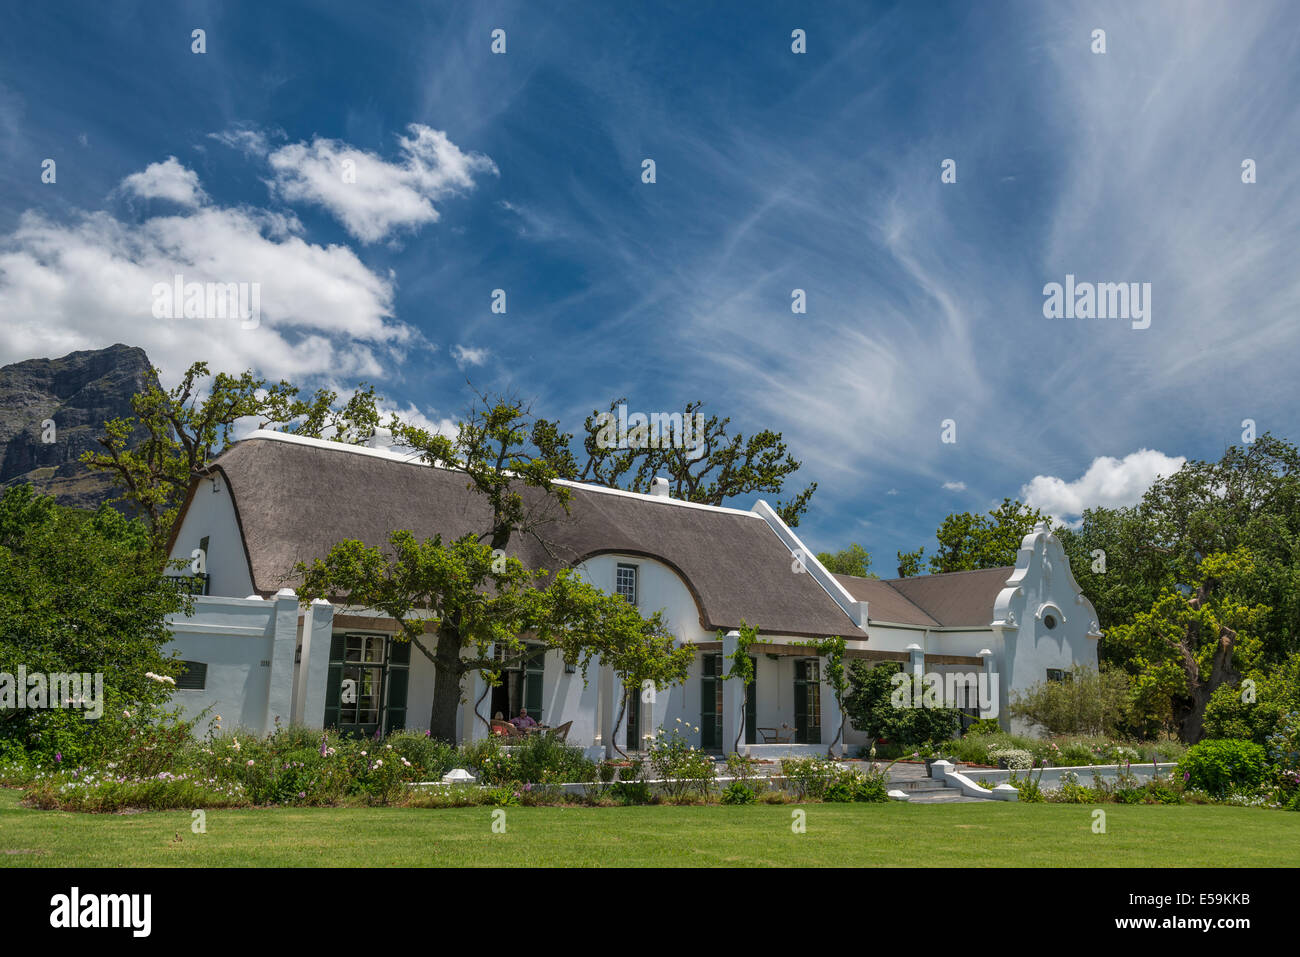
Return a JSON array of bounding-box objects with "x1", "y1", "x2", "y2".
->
[
  {"x1": 821, "y1": 654, "x2": 844, "y2": 757},
  {"x1": 300, "y1": 600, "x2": 334, "y2": 729},
  {"x1": 267, "y1": 588, "x2": 300, "y2": 734},
  {"x1": 465, "y1": 668, "x2": 490, "y2": 744},
  {"x1": 721, "y1": 630, "x2": 741, "y2": 755}
]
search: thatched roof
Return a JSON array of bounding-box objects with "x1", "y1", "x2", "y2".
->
[
  {"x1": 188, "y1": 433, "x2": 867, "y2": 640},
  {"x1": 834, "y1": 566, "x2": 1014, "y2": 628}
]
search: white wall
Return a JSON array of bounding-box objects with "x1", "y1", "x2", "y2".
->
[
  {"x1": 993, "y1": 525, "x2": 1102, "y2": 735},
  {"x1": 164, "y1": 595, "x2": 291, "y2": 735},
  {"x1": 167, "y1": 471, "x2": 254, "y2": 598}
]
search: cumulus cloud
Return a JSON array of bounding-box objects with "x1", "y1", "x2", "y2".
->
[
  {"x1": 118, "y1": 156, "x2": 207, "y2": 207},
  {"x1": 266, "y1": 124, "x2": 497, "y2": 243},
  {"x1": 0, "y1": 199, "x2": 412, "y2": 382},
  {"x1": 1020, "y1": 450, "x2": 1186, "y2": 523},
  {"x1": 942, "y1": 481, "x2": 966, "y2": 492}
]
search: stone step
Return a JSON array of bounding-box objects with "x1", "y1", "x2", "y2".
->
[{"x1": 906, "y1": 790, "x2": 988, "y2": 804}]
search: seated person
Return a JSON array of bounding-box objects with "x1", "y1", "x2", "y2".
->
[{"x1": 509, "y1": 707, "x2": 538, "y2": 730}]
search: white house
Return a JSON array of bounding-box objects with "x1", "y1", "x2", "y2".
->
[{"x1": 161, "y1": 430, "x2": 1100, "y2": 757}]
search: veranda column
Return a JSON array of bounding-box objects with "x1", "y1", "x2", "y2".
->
[
  {"x1": 721, "y1": 629, "x2": 741, "y2": 755},
  {"x1": 821, "y1": 653, "x2": 844, "y2": 758},
  {"x1": 267, "y1": 588, "x2": 300, "y2": 734},
  {"x1": 465, "y1": 668, "x2": 490, "y2": 744}
]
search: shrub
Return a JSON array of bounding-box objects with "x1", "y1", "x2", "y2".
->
[
  {"x1": 609, "y1": 780, "x2": 652, "y2": 805},
  {"x1": 384, "y1": 731, "x2": 457, "y2": 778},
  {"x1": 987, "y1": 747, "x2": 1033, "y2": 770},
  {"x1": 721, "y1": 781, "x2": 756, "y2": 805},
  {"x1": 780, "y1": 757, "x2": 838, "y2": 800},
  {"x1": 646, "y1": 726, "x2": 715, "y2": 800},
  {"x1": 1009, "y1": 665, "x2": 1133, "y2": 736},
  {"x1": 1265, "y1": 711, "x2": 1300, "y2": 810},
  {"x1": 1178, "y1": 739, "x2": 1268, "y2": 798},
  {"x1": 844, "y1": 662, "x2": 961, "y2": 749}
]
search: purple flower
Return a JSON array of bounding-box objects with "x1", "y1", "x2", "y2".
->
[
  {"x1": 1184, "y1": 771, "x2": 1190, "y2": 782},
  {"x1": 55, "y1": 753, "x2": 62, "y2": 763}
]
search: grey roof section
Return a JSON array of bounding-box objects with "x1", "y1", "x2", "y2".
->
[
  {"x1": 834, "y1": 566, "x2": 1014, "y2": 628},
  {"x1": 833, "y1": 575, "x2": 940, "y2": 627},
  {"x1": 199, "y1": 435, "x2": 866, "y2": 640},
  {"x1": 884, "y1": 566, "x2": 1015, "y2": 627}
]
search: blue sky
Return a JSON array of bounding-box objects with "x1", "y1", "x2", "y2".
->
[{"x1": 2, "y1": 1, "x2": 1299, "y2": 569}]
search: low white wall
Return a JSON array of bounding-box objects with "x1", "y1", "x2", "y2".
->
[
  {"x1": 955, "y1": 762, "x2": 1179, "y2": 790},
  {"x1": 164, "y1": 594, "x2": 297, "y2": 736}
]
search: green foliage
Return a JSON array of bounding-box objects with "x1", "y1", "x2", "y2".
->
[
  {"x1": 1007, "y1": 765, "x2": 1046, "y2": 802},
  {"x1": 81, "y1": 360, "x2": 381, "y2": 545},
  {"x1": 895, "y1": 547, "x2": 925, "y2": 578},
  {"x1": 1204, "y1": 652, "x2": 1300, "y2": 746},
  {"x1": 575, "y1": 397, "x2": 817, "y2": 526},
  {"x1": 843, "y1": 661, "x2": 961, "y2": 749},
  {"x1": 1178, "y1": 739, "x2": 1268, "y2": 798},
  {"x1": 779, "y1": 756, "x2": 840, "y2": 800},
  {"x1": 922, "y1": 499, "x2": 1048, "y2": 574},
  {"x1": 0, "y1": 485, "x2": 188, "y2": 762},
  {"x1": 1108, "y1": 548, "x2": 1268, "y2": 741},
  {"x1": 1009, "y1": 665, "x2": 1134, "y2": 736},
  {"x1": 645, "y1": 725, "x2": 716, "y2": 800},
  {"x1": 720, "y1": 781, "x2": 756, "y2": 805},
  {"x1": 816, "y1": 543, "x2": 872, "y2": 577}
]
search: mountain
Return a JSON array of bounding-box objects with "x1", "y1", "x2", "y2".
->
[{"x1": 0, "y1": 343, "x2": 155, "y2": 510}]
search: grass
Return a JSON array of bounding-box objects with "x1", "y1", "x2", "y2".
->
[{"x1": 1, "y1": 788, "x2": 1295, "y2": 867}]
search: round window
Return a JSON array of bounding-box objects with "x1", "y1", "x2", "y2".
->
[{"x1": 1043, "y1": 614, "x2": 1057, "y2": 630}]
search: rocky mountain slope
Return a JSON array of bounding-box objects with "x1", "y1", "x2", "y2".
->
[{"x1": 0, "y1": 343, "x2": 155, "y2": 510}]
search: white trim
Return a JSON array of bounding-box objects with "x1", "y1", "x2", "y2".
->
[{"x1": 750, "y1": 499, "x2": 869, "y2": 630}]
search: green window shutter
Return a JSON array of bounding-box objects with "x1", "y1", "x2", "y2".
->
[
  {"x1": 322, "y1": 633, "x2": 346, "y2": 728},
  {"x1": 524, "y1": 649, "x2": 545, "y2": 723},
  {"x1": 385, "y1": 667, "x2": 408, "y2": 733},
  {"x1": 626, "y1": 687, "x2": 640, "y2": 751},
  {"x1": 700, "y1": 654, "x2": 722, "y2": 750},
  {"x1": 744, "y1": 656, "x2": 758, "y2": 745}
]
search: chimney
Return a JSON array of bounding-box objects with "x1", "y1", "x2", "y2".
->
[
  {"x1": 650, "y1": 476, "x2": 670, "y2": 498},
  {"x1": 366, "y1": 426, "x2": 393, "y2": 450}
]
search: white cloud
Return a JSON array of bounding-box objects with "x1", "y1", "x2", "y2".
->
[
  {"x1": 942, "y1": 481, "x2": 966, "y2": 492},
  {"x1": 118, "y1": 156, "x2": 207, "y2": 207},
  {"x1": 1020, "y1": 449, "x2": 1186, "y2": 523},
  {"x1": 209, "y1": 128, "x2": 273, "y2": 157},
  {"x1": 266, "y1": 124, "x2": 497, "y2": 243},
  {"x1": 0, "y1": 200, "x2": 413, "y2": 383},
  {"x1": 451, "y1": 344, "x2": 489, "y2": 368}
]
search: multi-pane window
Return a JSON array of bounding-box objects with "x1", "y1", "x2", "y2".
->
[
  {"x1": 324, "y1": 633, "x2": 410, "y2": 736},
  {"x1": 615, "y1": 563, "x2": 638, "y2": 606},
  {"x1": 1046, "y1": 668, "x2": 1072, "y2": 683}
]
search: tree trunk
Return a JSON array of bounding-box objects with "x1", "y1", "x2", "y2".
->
[
  {"x1": 610, "y1": 692, "x2": 629, "y2": 758},
  {"x1": 427, "y1": 622, "x2": 465, "y2": 743},
  {"x1": 1174, "y1": 623, "x2": 1240, "y2": 744}
]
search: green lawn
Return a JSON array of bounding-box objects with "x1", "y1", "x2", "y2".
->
[{"x1": 1, "y1": 789, "x2": 1295, "y2": 866}]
